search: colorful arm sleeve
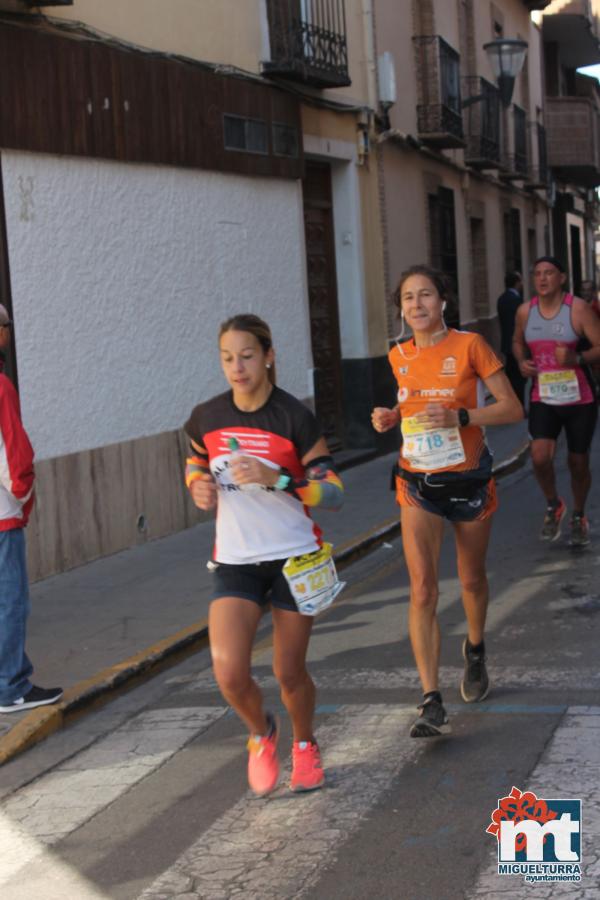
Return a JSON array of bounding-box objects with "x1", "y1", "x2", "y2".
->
[
  {"x1": 185, "y1": 445, "x2": 211, "y2": 488},
  {"x1": 285, "y1": 456, "x2": 344, "y2": 510}
]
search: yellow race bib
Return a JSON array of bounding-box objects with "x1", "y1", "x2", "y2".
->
[
  {"x1": 283, "y1": 543, "x2": 345, "y2": 616},
  {"x1": 401, "y1": 415, "x2": 466, "y2": 470},
  {"x1": 538, "y1": 370, "x2": 580, "y2": 405}
]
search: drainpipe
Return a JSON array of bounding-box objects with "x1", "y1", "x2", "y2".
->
[{"x1": 361, "y1": 0, "x2": 378, "y2": 114}]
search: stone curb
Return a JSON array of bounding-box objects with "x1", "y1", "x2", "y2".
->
[{"x1": 0, "y1": 440, "x2": 530, "y2": 766}]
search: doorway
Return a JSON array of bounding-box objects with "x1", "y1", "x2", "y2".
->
[{"x1": 302, "y1": 161, "x2": 344, "y2": 449}]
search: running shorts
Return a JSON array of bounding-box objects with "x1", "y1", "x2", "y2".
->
[
  {"x1": 528, "y1": 401, "x2": 598, "y2": 454},
  {"x1": 395, "y1": 471, "x2": 497, "y2": 522},
  {"x1": 210, "y1": 559, "x2": 298, "y2": 612}
]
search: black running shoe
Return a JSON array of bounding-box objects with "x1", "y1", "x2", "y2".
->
[
  {"x1": 409, "y1": 695, "x2": 450, "y2": 738},
  {"x1": 0, "y1": 685, "x2": 63, "y2": 714},
  {"x1": 461, "y1": 638, "x2": 489, "y2": 703}
]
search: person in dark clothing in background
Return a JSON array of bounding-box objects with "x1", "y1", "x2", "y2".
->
[{"x1": 497, "y1": 272, "x2": 526, "y2": 407}]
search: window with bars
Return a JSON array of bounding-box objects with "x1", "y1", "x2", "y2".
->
[
  {"x1": 263, "y1": 0, "x2": 350, "y2": 88},
  {"x1": 413, "y1": 36, "x2": 464, "y2": 148}
]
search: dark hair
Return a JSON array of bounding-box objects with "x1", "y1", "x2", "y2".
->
[
  {"x1": 534, "y1": 255, "x2": 565, "y2": 273},
  {"x1": 393, "y1": 264, "x2": 452, "y2": 312},
  {"x1": 218, "y1": 313, "x2": 276, "y2": 384},
  {"x1": 505, "y1": 271, "x2": 522, "y2": 289}
]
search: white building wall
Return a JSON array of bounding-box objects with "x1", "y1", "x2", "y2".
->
[{"x1": 2, "y1": 151, "x2": 311, "y2": 461}]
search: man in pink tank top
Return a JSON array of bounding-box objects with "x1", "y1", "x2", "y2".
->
[{"x1": 513, "y1": 257, "x2": 600, "y2": 547}]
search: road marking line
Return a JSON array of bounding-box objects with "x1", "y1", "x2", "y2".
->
[
  {"x1": 0, "y1": 707, "x2": 227, "y2": 887},
  {"x1": 137, "y1": 704, "x2": 420, "y2": 900},
  {"x1": 170, "y1": 665, "x2": 600, "y2": 693}
]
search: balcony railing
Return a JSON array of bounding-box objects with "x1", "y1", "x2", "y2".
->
[
  {"x1": 526, "y1": 122, "x2": 549, "y2": 188},
  {"x1": 462, "y1": 76, "x2": 500, "y2": 169},
  {"x1": 413, "y1": 35, "x2": 464, "y2": 148},
  {"x1": 546, "y1": 95, "x2": 600, "y2": 186},
  {"x1": 501, "y1": 104, "x2": 528, "y2": 179},
  {"x1": 263, "y1": 0, "x2": 350, "y2": 89}
]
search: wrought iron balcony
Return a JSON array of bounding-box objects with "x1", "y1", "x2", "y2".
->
[
  {"x1": 501, "y1": 104, "x2": 528, "y2": 179},
  {"x1": 526, "y1": 122, "x2": 549, "y2": 188},
  {"x1": 546, "y1": 95, "x2": 600, "y2": 186},
  {"x1": 413, "y1": 36, "x2": 464, "y2": 148},
  {"x1": 462, "y1": 76, "x2": 500, "y2": 169},
  {"x1": 263, "y1": 0, "x2": 350, "y2": 89}
]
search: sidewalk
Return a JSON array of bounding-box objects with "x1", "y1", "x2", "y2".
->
[{"x1": 0, "y1": 419, "x2": 529, "y2": 762}]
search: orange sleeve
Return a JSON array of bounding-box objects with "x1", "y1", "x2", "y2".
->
[{"x1": 469, "y1": 333, "x2": 503, "y2": 381}]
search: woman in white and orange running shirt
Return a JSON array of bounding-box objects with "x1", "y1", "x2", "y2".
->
[
  {"x1": 372, "y1": 265, "x2": 523, "y2": 738},
  {"x1": 185, "y1": 314, "x2": 344, "y2": 798}
]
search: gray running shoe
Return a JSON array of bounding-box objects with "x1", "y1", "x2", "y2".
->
[
  {"x1": 461, "y1": 638, "x2": 489, "y2": 703},
  {"x1": 540, "y1": 498, "x2": 566, "y2": 541},
  {"x1": 409, "y1": 696, "x2": 450, "y2": 738},
  {"x1": 569, "y1": 514, "x2": 590, "y2": 548}
]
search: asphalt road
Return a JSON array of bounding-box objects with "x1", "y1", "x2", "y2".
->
[{"x1": 1, "y1": 446, "x2": 599, "y2": 900}]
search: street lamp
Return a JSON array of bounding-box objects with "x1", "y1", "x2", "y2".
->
[{"x1": 483, "y1": 38, "x2": 528, "y2": 107}]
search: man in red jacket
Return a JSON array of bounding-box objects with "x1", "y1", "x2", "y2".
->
[{"x1": 0, "y1": 304, "x2": 62, "y2": 713}]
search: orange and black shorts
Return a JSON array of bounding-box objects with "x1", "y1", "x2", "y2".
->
[{"x1": 395, "y1": 466, "x2": 497, "y2": 522}]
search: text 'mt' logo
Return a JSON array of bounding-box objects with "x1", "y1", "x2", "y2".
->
[{"x1": 487, "y1": 787, "x2": 582, "y2": 883}]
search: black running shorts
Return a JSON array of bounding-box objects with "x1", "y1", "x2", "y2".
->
[
  {"x1": 210, "y1": 559, "x2": 298, "y2": 612},
  {"x1": 528, "y1": 401, "x2": 598, "y2": 454}
]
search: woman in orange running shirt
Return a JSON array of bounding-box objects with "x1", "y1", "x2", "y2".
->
[{"x1": 372, "y1": 265, "x2": 523, "y2": 738}]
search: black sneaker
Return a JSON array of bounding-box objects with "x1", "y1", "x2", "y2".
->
[
  {"x1": 409, "y1": 695, "x2": 450, "y2": 738},
  {"x1": 461, "y1": 638, "x2": 489, "y2": 703},
  {"x1": 0, "y1": 685, "x2": 63, "y2": 714}
]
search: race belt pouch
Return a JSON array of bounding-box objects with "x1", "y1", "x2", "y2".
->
[
  {"x1": 283, "y1": 542, "x2": 345, "y2": 616},
  {"x1": 395, "y1": 466, "x2": 489, "y2": 502}
]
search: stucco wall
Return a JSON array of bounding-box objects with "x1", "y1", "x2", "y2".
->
[
  {"x1": 43, "y1": 0, "x2": 372, "y2": 106},
  {"x1": 2, "y1": 150, "x2": 312, "y2": 462},
  {"x1": 43, "y1": 0, "x2": 265, "y2": 74}
]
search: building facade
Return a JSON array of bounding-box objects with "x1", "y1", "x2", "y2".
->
[
  {"x1": 0, "y1": 1, "x2": 392, "y2": 579},
  {"x1": 373, "y1": 0, "x2": 552, "y2": 345},
  {"x1": 1, "y1": 0, "x2": 597, "y2": 579},
  {"x1": 535, "y1": 0, "x2": 600, "y2": 291}
]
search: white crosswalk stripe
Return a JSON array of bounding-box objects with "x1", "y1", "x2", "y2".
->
[
  {"x1": 0, "y1": 707, "x2": 227, "y2": 893},
  {"x1": 166, "y1": 665, "x2": 600, "y2": 693},
  {"x1": 2, "y1": 701, "x2": 598, "y2": 899},
  {"x1": 136, "y1": 704, "x2": 419, "y2": 900}
]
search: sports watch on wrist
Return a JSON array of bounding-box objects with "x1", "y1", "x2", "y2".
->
[
  {"x1": 457, "y1": 407, "x2": 470, "y2": 428},
  {"x1": 274, "y1": 471, "x2": 291, "y2": 490}
]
